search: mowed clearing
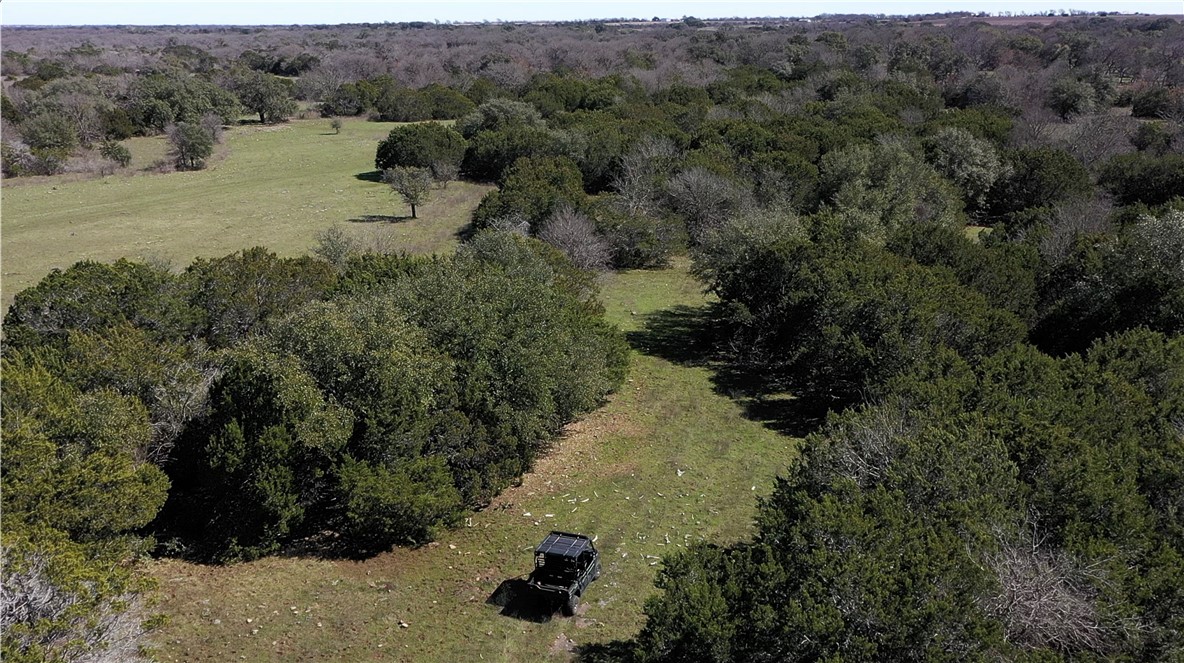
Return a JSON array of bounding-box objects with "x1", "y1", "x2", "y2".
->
[
  {"x1": 1, "y1": 117, "x2": 491, "y2": 305},
  {"x1": 149, "y1": 262, "x2": 800, "y2": 662}
]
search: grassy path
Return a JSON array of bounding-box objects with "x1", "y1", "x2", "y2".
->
[
  {"x1": 148, "y1": 262, "x2": 799, "y2": 662},
  {"x1": 1, "y1": 117, "x2": 491, "y2": 305}
]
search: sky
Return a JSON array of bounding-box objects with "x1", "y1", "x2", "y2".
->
[{"x1": 1, "y1": 0, "x2": 1180, "y2": 26}]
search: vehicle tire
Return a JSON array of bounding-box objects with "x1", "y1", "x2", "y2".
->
[
  {"x1": 562, "y1": 586, "x2": 580, "y2": 616},
  {"x1": 592, "y1": 561, "x2": 601, "y2": 581}
]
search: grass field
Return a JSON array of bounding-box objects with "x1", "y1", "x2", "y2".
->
[
  {"x1": 1, "y1": 117, "x2": 491, "y2": 305},
  {"x1": 148, "y1": 261, "x2": 800, "y2": 662}
]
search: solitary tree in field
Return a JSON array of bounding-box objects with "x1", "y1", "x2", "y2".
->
[
  {"x1": 167, "y1": 122, "x2": 214, "y2": 170},
  {"x1": 383, "y1": 167, "x2": 434, "y2": 218},
  {"x1": 233, "y1": 70, "x2": 298, "y2": 124},
  {"x1": 330, "y1": 118, "x2": 343, "y2": 134}
]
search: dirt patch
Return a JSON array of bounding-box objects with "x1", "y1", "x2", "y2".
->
[
  {"x1": 550, "y1": 633, "x2": 577, "y2": 656},
  {"x1": 488, "y1": 402, "x2": 646, "y2": 510}
]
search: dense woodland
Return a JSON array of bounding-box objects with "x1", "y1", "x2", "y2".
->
[{"x1": 3, "y1": 12, "x2": 1184, "y2": 663}]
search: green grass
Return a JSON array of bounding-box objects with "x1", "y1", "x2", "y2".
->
[
  {"x1": 0, "y1": 117, "x2": 491, "y2": 305},
  {"x1": 148, "y1": 262, "x2": 799, "y2": 662}
]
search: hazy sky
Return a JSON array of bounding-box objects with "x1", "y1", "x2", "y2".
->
[{"x1": 1, "y1": 0, "x2": 1180, "y2": 26}]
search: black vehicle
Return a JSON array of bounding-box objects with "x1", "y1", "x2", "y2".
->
[{"x1": 527, "y1": 531, "x2": 601, "y2": 616}]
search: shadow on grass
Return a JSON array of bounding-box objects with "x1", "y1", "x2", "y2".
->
[
  {"x1": 348, "y1": 214, "x2": 411, "y2": 223},
  {"x1": 625, "y1": 305, "x2": 717, "y2": 366},
  {"x1": 486, "y1": 577, "x2": 556, "y2": 623},
  {"x1": 454, "y1": 222, "x2": 479, "y2": 243},
  {"x1": 355, "y1": 170, "x2": 384, "y2": 183},
  {"x1": 627, "y1": 303, "x2": 829, "y2": 439}
]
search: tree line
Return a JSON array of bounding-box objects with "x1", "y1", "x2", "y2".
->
[{"x1": 1, "y1": 238, "x2": 628, "y2": 661}]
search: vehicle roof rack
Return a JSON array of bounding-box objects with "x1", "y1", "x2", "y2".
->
[{"x1": 535, "y1": 531, "x2": 592, "y2": 558}]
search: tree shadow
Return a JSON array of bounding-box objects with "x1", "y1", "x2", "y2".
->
[
  {"x1": 347, "y1": 214, "x2": 411, "y2": 223},
  {"x1": 454, "y1": 223, "x2": 479, "y2": 243},
  {"x1": 486, "y1": 577, "x2": 557, "y2": 623},
  {"x1": 355, "y1": 170, "x2": 384, "y2": 183},
  {"x1": 627, "y1": 303, "x2": 830, "y2": 439},
  {"x1": 625, "y1": 304, "x2": 719, "y2": 366}
]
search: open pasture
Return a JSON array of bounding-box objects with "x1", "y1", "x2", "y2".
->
[{"x1": 1, "y1": 117, "x2": 490, "y2": 305}]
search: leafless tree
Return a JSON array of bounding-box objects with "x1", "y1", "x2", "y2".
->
[
  {"x1": 485, "y1": 213, "x2": 533, "y2": 236},
  {"x1": 1037, "y1": 197, "x2": 1113, "y2": 266},
  {"x1": 1, "y1": 546, "x2": 153, "y2": 663},
  {"x1": 539, "y1": 205, "x2": 611, "y2": 272},
  {"x1": 1058, "y1": 114, "x2": 1136, "y2": 168},
  {"x1": 612, "y1": 135, "x2": 680, "y2": 216},
  {"x1": 981, "y1": 522, "x2": 1138, "y2": 654},
  {"x1": 665, "y1": 167, "x2": 754, "y2": 243}
]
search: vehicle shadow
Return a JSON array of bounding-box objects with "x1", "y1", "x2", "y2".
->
[{"x1": 486, "y1": 577, "x2": 556, "y2": 623}]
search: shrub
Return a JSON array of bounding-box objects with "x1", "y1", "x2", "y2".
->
[
  {"x1": 99, "y1": 139, "x2": 131, "y2": 168},
  {"x1": 471, "y1": 156, "x2": 587, "y2": 232}
]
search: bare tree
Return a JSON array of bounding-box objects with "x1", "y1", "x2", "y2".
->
[
  {"x1": 1, "y1": 547, "x2": 154, "y2": 663},
  {"x1": 981, "y1": 523, "x2": 1137, "y2": 654},
  {"x1": 538, "y1": 206, "x2": 611, "y2": 272},
  {"x1": 665, "y1": 167, "x2": 753, "y2": 243},
  {"x1": 612, "y1": 135, "x2": 680, "y2": 216},
  {"x1": 1037, "y1": 197, "x2": 1113, "y2": 266}
]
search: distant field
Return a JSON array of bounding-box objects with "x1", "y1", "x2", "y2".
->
[
  {"x1": 0, "y1": 117, "x2": 492, "y2": 306},
  {"x1": 148, "y1": 261, "x2": 800, "y2": 662}
]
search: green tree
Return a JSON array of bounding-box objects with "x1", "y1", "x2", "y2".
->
[
  {"x1": 1098, "y1": 153, "x2": 1184, "y2": 207},
  {"x1": 461, "y1": 126, "x2": 566, "y2": 181},
  {"x1": 166, "y1": 121, "x2": 214, "y2": 170},
  {"x1": 2, "y1": 258, "x2": 195, "y2": 351},
  {"x1": 820, "y1": 139, "x2": 965, "y2": 242},
  {"x1": 18, "y1": 112, "x2": 77, "y2": 152},
  {"x1": 2, "y1": 357, "x2": 170, "y2": 662},
  {"x1": 988, "y1": 148, "x2": 1093, "y2": 216},
  {"x1": 383, "y1": 166, "x2": 434, "y2": 218},
  {"x1": 263, "y1": 297, "x2": 452, "y2": 464},
  {"x1": 374, "y1": 122, "x2": 466, "y2": 178},
  {"x1": 336, "y1": 456, "x2": 462, "y2": 549},
  {"x1": 1047, "y1": 77, "x2": 1097, "y2": 119},
  {"x1": 455, "y1": 98, "x2": 545, "y2": 139},
  {"x1": 922, "y1": 127, "x2": 1009, "y2": 214},
  {"x1": 233, "y1": 70, "x2": 297, "y2": 124},
  {"x1": 2, "y1": 357, "x2": 169, "y2": 544},
  {"x1": 169, "y1": 348, "x2": 352, "y2": 561},
  {"x1": 471, "y1": 156, "x2": 586, "y2": 232},
  {"x1": 185, "y1": 247, "x2": 337, "y2": 349},
  {"x1": 99, "y1": 139, "x2": 132, "y2": 167},
  {"x1": 125, "y1": 73, "x2": 240, "y2": 134},
  {"x1": 702, "y1": 237, "x2": 1025, "y2": 402}
]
